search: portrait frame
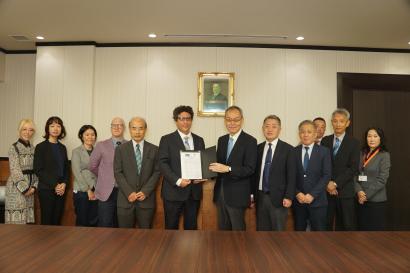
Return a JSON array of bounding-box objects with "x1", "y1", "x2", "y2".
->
[{"x1": 197, "y1": 72, "x2": 235, "y2": 117}]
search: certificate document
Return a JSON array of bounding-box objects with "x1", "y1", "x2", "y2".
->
[{"x1": 180, "y1": 151, "x2": 202, "y2": 179}]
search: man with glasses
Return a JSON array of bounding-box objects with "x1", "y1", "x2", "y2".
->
[
  {"x1": 90, "y1": 117, "x2": 126, "y2": 227},
  {"x1": 159, "y1": 106, "x2": 205, "y2": 229},
  {"x1": 209, "y1": 106, "x2": 257, "y2": 230},
  {"x1": 114, "y1": 117, "x2": 160, "y2": 229}
]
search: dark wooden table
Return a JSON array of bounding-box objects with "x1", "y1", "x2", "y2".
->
[{"x1": 0, "y1": 225, "x2": 409, "y2": 273}]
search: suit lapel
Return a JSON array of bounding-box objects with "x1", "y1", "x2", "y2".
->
[
  {"x1": 296, "y1": 145, "x2": 304, "y2": 172},
  {"x1": 126, "y1": 141, "x2": 138, "y2": 170},
  {"x1": 307, "y1": 145, "x2": 319, "y2": 172},
  {"x1": 227, "y1": 131, "x2": 245, "y2": 163},
  {"x1": 140, "y1": 141, "x2": 150, "y2": 175},
  {"x1": 174, "y1": 130, "x2": 187, "y2": 151},
  {"x1": 220, "y1": 134, "x2": 229, "y2": 164},
  {"x1": 192, "y1": 134, "x2": 199, "y2": 150},
  {"x1": 269, "y1": 140, "x2": 281, "y2": 174},
  {"x1": 334, "y1": 135, "x2": 347, "y2": 160}
]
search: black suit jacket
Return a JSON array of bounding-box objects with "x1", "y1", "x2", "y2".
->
[
  {"x1": 114, "y1": 140, "x2": 160, "y2": 209},
  {"x1": 159, "y1": 130, "x2": 205, "y2": 201},
  {"x1": 252, "y1": 139, "x2": 296, "y2": 208},
  {"x1": 33, "y1": 140, "x2": 69, "y2": 190},
  {"x1": 321, "y1": 134, "x2": 360, "y2": 198},
  {"x1": 295, "y1": 144, "x2": 332, "y2": 207},
  {"x1": 213, "y1": 131, "x2": 257, "y2": 208}
]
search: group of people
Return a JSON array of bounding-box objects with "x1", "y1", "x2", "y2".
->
[{"x1": 4, "y1": 106, "x2": 391, "y2": 232}]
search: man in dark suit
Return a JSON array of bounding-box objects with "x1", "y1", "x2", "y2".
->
[
  {"x1": 159, "y1": 105, "x2": 205, "y2": 230},
  {"x1": 293, "y1": 120, "x2": 331, "y2": 231},
  {"x1": 114, "y1": 117, "x2": 160, "y2": 228},
  {"x1": 251, "y1": 115, "x2": 296, "y2": 231},
  {"x1": 210, "y1": 106, "x2": 257, "y2": 230},
  {"x1": 321, "y1": 108, "x2": 360, "y2": 231}
]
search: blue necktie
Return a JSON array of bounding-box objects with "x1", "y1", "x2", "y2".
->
[
  {"x1": 226, "y1": 137, "x2": 234, "y2": 161},
  {"x1": 303, "y1": 146, "x2": 310, "y2": 172},
  {"x1": 135, "y1": 144, "x2": 142, "y2": 175},
  {"x1": 262, "y1": 143, "x2": 272, "y2": 193},
  {"x1": 333, "y1": 137, "x2": 340, "y2": 156}
]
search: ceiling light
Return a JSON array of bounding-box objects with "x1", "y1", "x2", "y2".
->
[
  {"x1": 408, "y1": 41, "x2": 410, "y2": 45},
  {"x1": 36, "y1": 36, "x2": 45, "y2": 40},
  {"x1": 148, "y1": 33, "x2": 157, "y2": 38},
  {"x1": 296, "y1": 36, "x2": 304, "y2": 41}
]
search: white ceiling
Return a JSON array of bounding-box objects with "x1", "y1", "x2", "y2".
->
[{"x1": 1, "y1": 0, "x2": 410, "y2": 51}]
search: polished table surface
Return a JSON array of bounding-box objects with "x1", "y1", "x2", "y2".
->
[{"x1": 0, "y1": 224, "x2": 409, "y2": 273}]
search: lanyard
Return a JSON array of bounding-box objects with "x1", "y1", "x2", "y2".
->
[{"x1": 363, "y1": 148, "x2": 380, "y2": 168}]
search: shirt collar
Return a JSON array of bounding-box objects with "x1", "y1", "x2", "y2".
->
[
  {"x1": 178, "y1": 130, "x2": 192, "y2": 139},
  {"x1": 229, "y1": 129, "x2": 242, "y2": 141},
  {"x1": 334, "y1": 132, "x2": 346, "y2": 142},
  {"x1": 132, "y1": 139, "x2": 144, "y2": 150},
  {"x1": 303, "y1": 142, "x2": 315, "y2": 150},
  {"x1": 112, "y1": 137, "x2": 124, "y2": 146},
  {"x1": 265, "y1": 138, "x2": 279, "y2": 147}
]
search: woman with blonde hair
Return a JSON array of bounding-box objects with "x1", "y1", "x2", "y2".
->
[{"x1": 5, "y1": 119, "x2": 38, "y2": 224}]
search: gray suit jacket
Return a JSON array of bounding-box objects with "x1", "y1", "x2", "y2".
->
[
  {"x1": 71, "y1": 145, "x2": 96, "y2": 192},
  {"x1": 355, "y1": 151, "x2": 391, "y2": 202},
  {"x1": 114, "y1": 140, "x2": 160, "y2": 209}
]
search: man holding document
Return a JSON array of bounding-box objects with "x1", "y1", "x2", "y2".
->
[{"x1": 159, "y1": 105, "x2": 206, "y2": 230}]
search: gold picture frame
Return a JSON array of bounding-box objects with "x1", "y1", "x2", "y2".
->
[{"x1": 197, "y1": 72, "x2": 235, "y2": 117}]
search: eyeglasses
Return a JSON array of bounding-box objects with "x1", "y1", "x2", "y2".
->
[
  {"x1": 111, "y1": 124, "x2": 124, "y2": 129},
  {"x1": 225, "y1": 118, "x2": 242, "y2": 123},
  {"x1": 177, "y1": 116, "x2": 192, "y2": 122}
]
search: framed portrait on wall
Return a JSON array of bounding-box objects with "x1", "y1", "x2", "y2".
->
[{"x1": 197, "y1": 72, "x2": 235, "y2": 117}]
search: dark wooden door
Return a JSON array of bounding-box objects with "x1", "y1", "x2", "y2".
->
[
  {"x1": 338, "y1": 73, "x2": 410, "y2": 230},
  {"x1": 353, "y1": 89, "x2": 410, "y2": 230}
]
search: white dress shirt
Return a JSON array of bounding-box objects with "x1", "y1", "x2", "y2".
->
[{"x1": 258, "y1": 138, "x2": 279, "y2": 191}]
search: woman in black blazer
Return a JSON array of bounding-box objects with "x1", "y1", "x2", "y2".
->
[{"x1": 34, "y1": 116, "x2": 69, "y2": 225}]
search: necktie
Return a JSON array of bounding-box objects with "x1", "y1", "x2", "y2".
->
[
  {"x1": 183, "y1": 136, "x2": 190, "y2": 150},
  {"x1": 135, "y1": 144, "x2": 142, "y2": 174},
  {"x1": 262, "y1": 143, "x2": 272, "y2": 192},
  {"x1": 333, "y1": 137, "x2": 340, "y2": 156},
  {"x1": 303, "y1": 146, "x2": 310, "y2": 172},
  {"x1": 116, "y1": 141, "x2": 122, "y2": 147},
  {"x1": 226, "y1": 137, "x2": 234, "y2": 161}
]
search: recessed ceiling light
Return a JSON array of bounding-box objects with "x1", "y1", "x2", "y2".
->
[
  {"x1": 36, "y1": 36, "x2": 45, "y2": 40},
  {"x1": 148, "y1": 33, "x2": 157, "y2": 38},
  {"x1": 296, "y1": 36, "x2": 304, "y2": 41}
]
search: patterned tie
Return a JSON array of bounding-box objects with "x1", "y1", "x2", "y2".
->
[
  {"x1": 333, "y1": 137, "x2": 340, "y2": 156},
  {"x1": 135, "y1": 144, "x2": 142, "y2": 175},
  {"x1": 183, "y1": 136, "x2": 190, "y2": 150},
  {"x1": 303, "y1": 146, "x2": 310, "y2": 172},
  {"x1": 226, "y1": 137, "x2": 234, "y2": 161},
  {"x1": 262, "y1": 143, "x2": 272, "y2": 192}
]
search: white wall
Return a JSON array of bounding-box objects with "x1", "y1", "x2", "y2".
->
[
  {"x1": 0, "y1": 54, "x2": 36, "y2": 156},
  {"x1": 1, "y1": 46, "x2": 410, "y2": 157}
]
